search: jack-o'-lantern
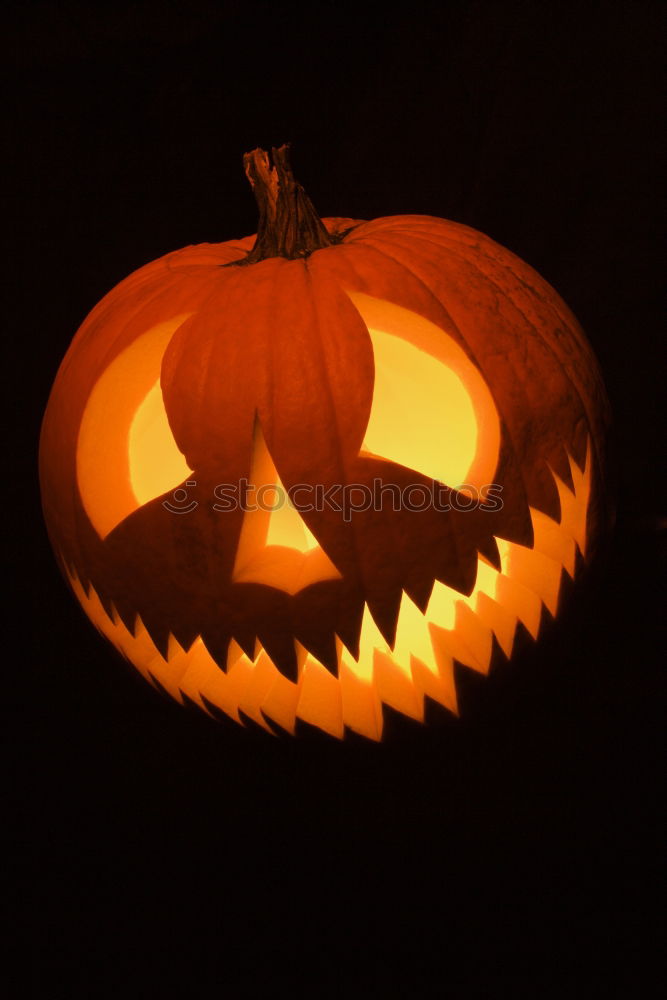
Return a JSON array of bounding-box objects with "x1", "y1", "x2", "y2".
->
[{"x1": 39, "y1": 146, "x2": 612, "y2": 740}]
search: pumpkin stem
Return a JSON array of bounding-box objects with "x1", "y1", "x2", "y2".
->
[{"x1": 236, "y1": 145, "x2": 334, "y2": 264}]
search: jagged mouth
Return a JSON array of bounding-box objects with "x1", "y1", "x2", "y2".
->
[{"x1": 65, "y1": 446, "x2": 591, "y2": 741}]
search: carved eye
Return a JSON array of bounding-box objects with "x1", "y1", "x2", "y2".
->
[
  {"x1": 349, "y1": 293, "x2": 500, "y2": 491},
  {"x1": 76, "y1": 316, "x2": 193, "y2": 539}
]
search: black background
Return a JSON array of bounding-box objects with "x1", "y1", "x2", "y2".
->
[{"x1": 10, "y1": 1, "x2": 664, "y2": 994}]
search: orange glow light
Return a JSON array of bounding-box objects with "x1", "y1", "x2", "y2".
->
[
  {"x1": 76, "y1": 315, "x2": 193, "y2": 538},
  {"x1": 350, "y1": 293, "x2": 501, "y2": 491},
  {"x1": 232, "y1": 423, "x2": 342, "y2": 594}
]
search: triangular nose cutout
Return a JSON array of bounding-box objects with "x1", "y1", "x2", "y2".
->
[{"x1": 232, "y1": 422, "x2": 342, "y2": 595}]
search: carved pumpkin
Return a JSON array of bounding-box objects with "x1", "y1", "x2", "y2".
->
[{"x1": 39, "y1": 146, "x2": 612, "y2": 740}]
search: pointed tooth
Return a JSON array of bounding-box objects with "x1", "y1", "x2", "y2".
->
[
  {"x1": 237, "y1": 651, "x2": 281, "y2": 732},
  {"x1": 373, "y1": 650, "x2": 423, "y2": 721},
  {"x1": 339, "y1": 656, "x2": 383, "y2": 741},
  {"x1": 365, "y1": 588, "x2": 402, "y2": 648},
  {"x1": 477, "y1": 535, "x2": 502, "y2": 571},
  {"x1": 500, "y1": 541, "x2": 563, "y2": 617},
  {"x1": 429, "y1": 621, "x2": 485, "y2": 675},
  {"x1": 453, "y1": 603, "x2": 493, "y2": 675},
  {"x1": 257, "y1": 630, "x2": 298, "y2": 682},
  {"x1": 296, "y1": 656, "x2": 344, "y2": 738},
  {"x1": 425, "y1": 580, "x2": 459, "y2": 631},
  {"x1": 179, "y1": 640, "x2": 247, "y2": 723},
  {"x1": 226, "y1": 639, "x2": 245, "y2": 670},
  {"x1": 531, "y1": 507, "x2": 577, "y2": 578},
  {"x1": 260, "y1": 669, "x2": 300, "y2": 735},
  {"x1": 394, "y1": 591, "x2": 436, "y2": 677},
  {"x1": 293, "y1": 629, "x2": 339, "y2": 675},
  {"x1": 474, "y1": 593, "x2": 517, "y2": 659},
  {"x1": 410, "y1": 656, "x2": 458, "y2": 715}
]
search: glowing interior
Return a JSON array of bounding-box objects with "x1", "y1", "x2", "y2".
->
[
  {"x1": 129, "y1": 380, "x2": 192, "y2": 506},
  {"x1": 76, "y1": 316, "x2": 193, "y2": 538},
  {"x1": 232, "y1": 423, "x2": 342, "y2": 594},
  {"x1": 361, "y1": 329, "x2": 478, "y2": 485},
  {"x1": 68, "y1": 445, "x2": 592, "y2": 742},
  {"x1": 349, "y1": 293, "x2": 501, "y2": 490}
]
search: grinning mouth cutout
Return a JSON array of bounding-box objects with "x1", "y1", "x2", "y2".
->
[{"x1": 65, "y1": 444, "x2": 591, "y2": 741}]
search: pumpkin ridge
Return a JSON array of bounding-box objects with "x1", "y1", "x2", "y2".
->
[
  {"x1": 69, "y1": 259, "x2": 181, "y2": 337},
  {"x1": 67, "y1": 269, "x2": 190, "y2": 364},
  {"x1": 159, "y1": 261, "x2": 281, "y2": 469},
  {"x1": 473, "y1": 258, "x2": 594, "y2": 486},
  {"x1": 296, "y1": 261, "x2": 374, "y2": 613},
  {"x1": 332, "y1": 239, "x2": 462, "y2": 337},
  {"x1": 349, "y1": 215, "x2": 483, "y2": 244},
  {"x1": 475, "y1": 251, "x2": 610, "y2": 496},
  {"x1": 408, "y1": 221, "x2": 590, "y2": 345},
  {"x1": 416, "y1": 224, "x2": 600, "y2": 363},
  {"x1": 166, "y1": 239, "x2": 254, "y2": 269}
]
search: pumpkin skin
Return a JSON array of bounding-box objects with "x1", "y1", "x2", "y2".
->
[{"x1": 39, "y1": 201, "x2": 612, "y2": 739}]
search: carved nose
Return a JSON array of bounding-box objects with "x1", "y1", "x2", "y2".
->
[{"x1": 232, "y1": 423, "x2": 341, "y2": 595}]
